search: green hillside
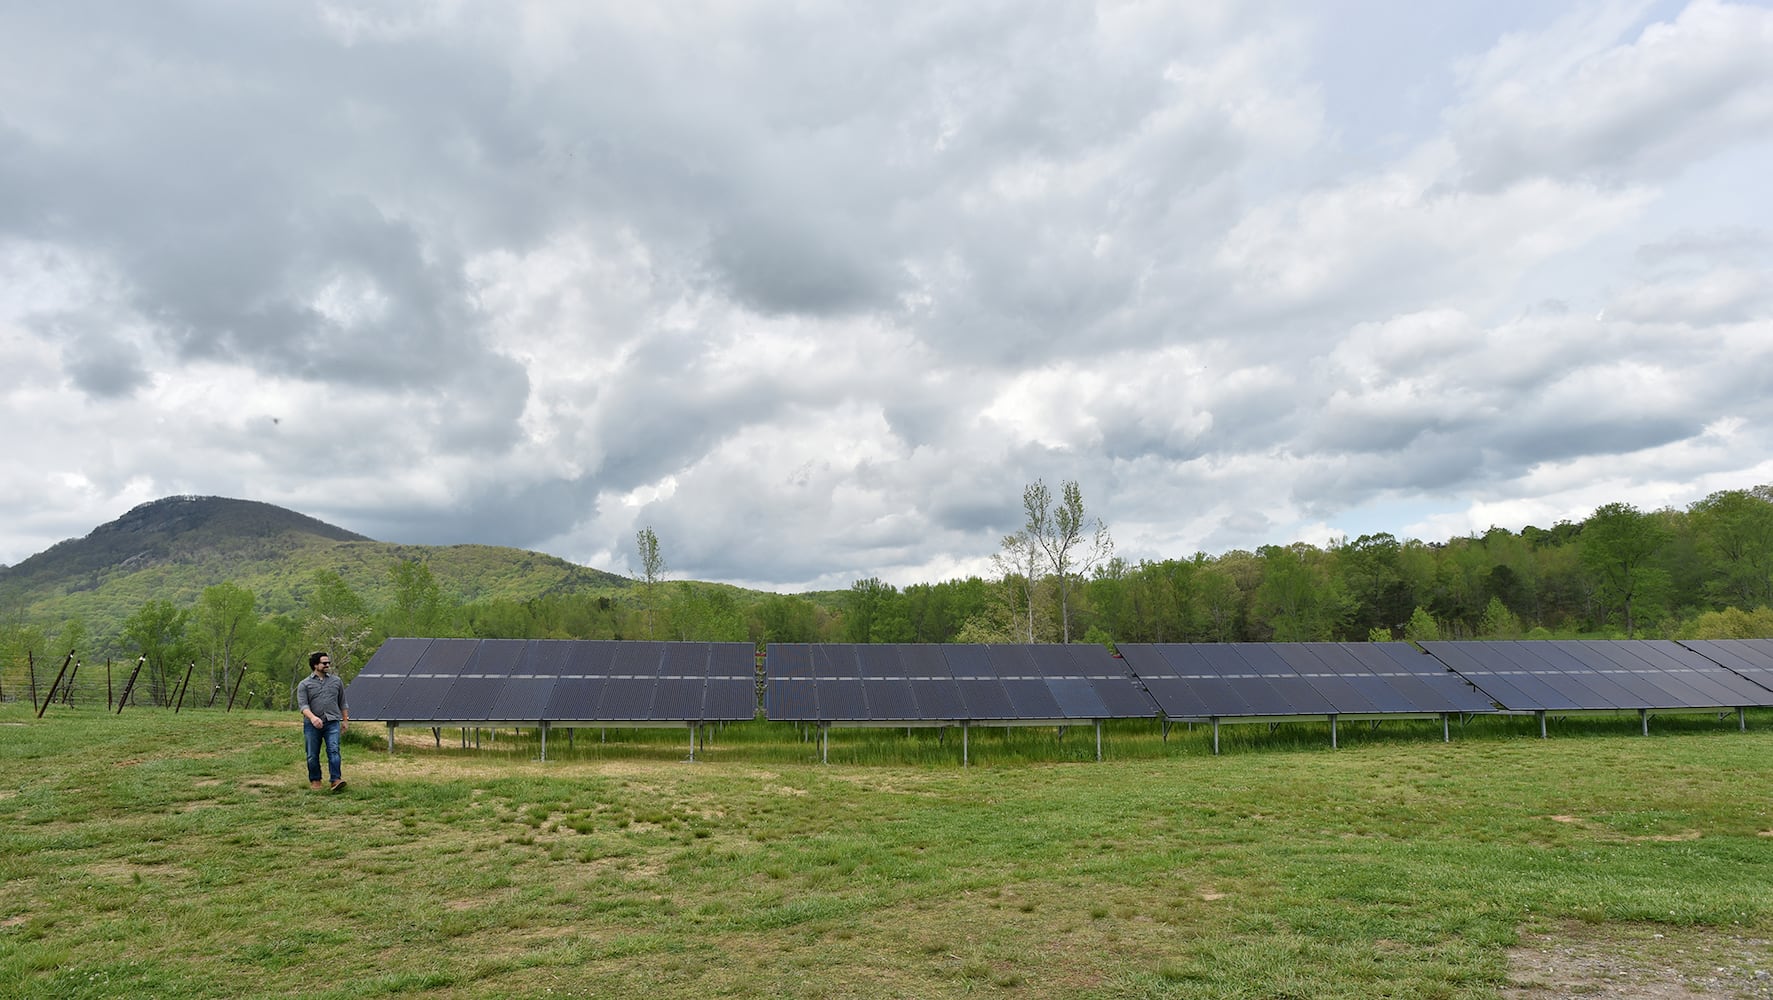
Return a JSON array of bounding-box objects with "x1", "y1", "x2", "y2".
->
[{"x1": 0, "y1": 495, "x2": 631, "y2": 630}]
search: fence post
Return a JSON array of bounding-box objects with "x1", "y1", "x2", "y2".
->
[
  {"x1": 173, "y1": 661, "x2": 196, "y2": 714},
  {"x1": 117, "y1": 657, "x2": 146, "y2": 714},
  {"x1": 226, "y1": 663, "x2": 247, "y2": 712},
  {"x1": 37, "y1": 651, "x2": 74, "y2": 718}
]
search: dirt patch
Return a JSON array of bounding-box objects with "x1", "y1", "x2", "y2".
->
[{"x1": 1505, "y1": 921, "x2": 1773, "y2": 999}]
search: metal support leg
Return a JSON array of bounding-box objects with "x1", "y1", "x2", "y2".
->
[
  {"x1": 820, "y1": 723, "x2": 829, "y2": 765},
  {"x1": 689, "y1": 723, "x2": 697, "y2": 762},
  {"x1": 1442, "y1": 713, "x2": 1450, "y2": 743},
  {"x1": 1330, "y1": 714, "x2": 1338, "y2": 750},
  {"x1": 1640, "y1": 709, "x2": 1648, "y2": 736},
  {"x1": 1212, "y1": 717, "x2": 1220, "y2": 756},
  {"x1": 1538, "y1": 710, "x2": 1547, "y2": 739},
  {"x1": 963, "y1": 722, "x2": 970, "y2": 767},
  {"x1": 433, "y1": 726, "x2": 441, "y2": 748},
  {"x1": 540, "y1": 722, "x2": 548, "y2": 762},
  {"x1": 387, "y1": 722, "x2": 396, "y2": 754},
  {"x1": 1162, "y1": 719, "x2": 1170, "y2": 743},
  {"x1": 1095, "y1": 721, "x2": 1102, "y2": 762},
  {"x1": 1741, "y1": 707, "x2": 1747, "y2": 732}
]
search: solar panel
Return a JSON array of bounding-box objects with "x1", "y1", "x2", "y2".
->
[
  {"x1": 556, "y1": 640, "x2": 616, "y2": 676},
  {"x1": 1303, "y1": 644, "x2": 1417, "y2": 713},
  {"x1": 902, "y1": 645, "x2": 965, "y2": 719},
  {"x1": 856, "y1": 644, "x2": 907, "y2": 678},
  {"x1": 764, "y1": 645, "x2": 818, "y2": 721},
  {"x1": 1290, "y1": 644, "x2": 1405, "y2": 713},
  {"x1": 945, "y1": 645, "x2": 1017, "y2": 717},
  {"x1": 385, "y1": 638, "x2": 479, "y2": 720},
  {"x1": 862, "y1": 678, "x2": 918, "y2": 720},
  {"x1": 544, "y1": 676, "x2": 609, "y2": 720},
  {"x1": 1362, "y1": 642, "x2": 1497, "y2": 712},
  {"x1": 434, "y1": 639, "x2": 526, "y2": 721},
  {"x1": 702, "y1": 643, "x2": 760, "y2": 721},
  {"x1": 1163, "y1": 646, "x2": 1257, "y2": 716},
  {"x1": 1422, "y1": 641, "x2": 1572, "y2": 711},
  {"x1": 1045, "y1": 677, "x2": 1108, "y2": 718},
  {"x1": 345, "y1": 637, "x2": 432, "y2": 720},
  {"x1": 596, "y1": 674, "x2": 657, "y2": 720},
  {"x1": 818, "y1": 678, "x2": 869, "y2": 721},
  {"x1": 488, "y1": 667, "x2": 557, "y2": 722},
  {"x1": 956, "y1": 678, "x2": 1017, "y2": 719},
  {"x1": 1240, "y1": 644, "x2": 1340, "y2": 714},
  {"x1": 651, "y1": 676, "x2": 706, "y2": 719}
]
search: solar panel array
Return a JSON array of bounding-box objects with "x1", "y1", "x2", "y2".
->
[
  {"x1": 1115, "y1": 642, "x2": 1497, "y2": 720},
  {"x1": 764, "y1": 643, "x2": 1159, "y2": 723},
  {"x1": 348, "y1": 638, "x2": 758, "y2": 723},
  {"x1": 344, "y1": 638, "x2": 1773, "y2": 737},
  {"x1": 1420, "y1": 640, "x2": 1773, "y2": 712}
]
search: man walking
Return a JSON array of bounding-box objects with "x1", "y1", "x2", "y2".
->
[{"x1": 297, "y1": 651, "x2": 349, "y2": 792}]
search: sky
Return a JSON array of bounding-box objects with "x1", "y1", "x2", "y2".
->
[{"x1": 3, "y1": 0, "x2": 1772, "y2": 591}]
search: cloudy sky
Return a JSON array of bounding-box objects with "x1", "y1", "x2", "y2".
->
[{"x1": 3, "y1": 0, "x2": 1771, "y2": 590}]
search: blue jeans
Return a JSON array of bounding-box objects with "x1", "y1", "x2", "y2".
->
[{"x1": 305, "y1": 719, "x2": 343, "y2": 783}]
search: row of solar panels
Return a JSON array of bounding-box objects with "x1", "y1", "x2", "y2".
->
[{"x1": 345, "y1": 637, "x2": 1773, "y2": 724}]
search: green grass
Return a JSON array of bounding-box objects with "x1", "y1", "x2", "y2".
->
[{"x1": 3, "y1": 702, "x2": 1771, "y2": 998}]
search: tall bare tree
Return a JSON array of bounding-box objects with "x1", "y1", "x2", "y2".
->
[
  {"x1": 635, "y1": 527, "x2": 666, "y2": 640},
  {"x1": 1022, "y1": 479, "x2": 1113, "y2": 643}
]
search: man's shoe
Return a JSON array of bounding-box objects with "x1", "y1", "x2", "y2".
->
[
  {"x1": 310, "y1": 780, "x2": 324, "y2": 790},
  {"x1": 330, "y1": 779, "x2": 348, "y2": 793}
]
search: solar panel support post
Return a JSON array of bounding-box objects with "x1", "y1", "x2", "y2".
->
[
  {"x1": 1640, "y1": 709, "x2": 1649, "y2": 736},
  {"x1": 433, "y1": 727, "x2": 441, "y2": 748},
  {"x1": 1442, "y1": 713, "x2": 1450, "y2": 743},
  {"x1": 1740, "y1": 707, "x2": 1747, "y2": 732},
  {"x1": 1212, "y1": 718, "x2": 1220, "y2": 756},
  {"x1": 820, "y1": 723, "x2": 829, "y2": 765},
  {"x1": 540, "y1": 722, "x2": 548, "y2": 763},
  {"x1": 1095, "y1": 721, "x2": 1102, "y2": 762},
  {"x1": 1161, "y1": 719, "x2": 1170, "y2": 743},
  {"x1": 386, "y1": 722, "x2": 397, "y2": 754},
  {"x1": 1537, "y1": 710, "x2": 1547, "y2": 739},
  {"x1": 688, "y1": 723, "x2": 697, "y2": 762},
  {"x1": 1330, "y1": 714, "x2": 1338, "y2": 750},
  {"x1": 962, "y1": 722, "x2": 970, "y2": 767}
]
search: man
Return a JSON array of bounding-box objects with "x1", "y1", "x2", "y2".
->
[{"x1": 297, "y1": 651, "x2": 349, "y2": 792}]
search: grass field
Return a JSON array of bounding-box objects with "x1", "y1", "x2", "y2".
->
[{"x1": 3, "y1": 702, "x2": 1771, "y2": 999}]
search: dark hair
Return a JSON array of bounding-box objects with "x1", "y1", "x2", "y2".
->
[{"x1": 309, "y1": 651, "x2": 330, "y2": 669}]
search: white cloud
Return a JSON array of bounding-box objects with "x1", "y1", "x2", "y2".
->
[{"x1": 1, "y1": 1, "x2": 1770, "y2": 591}]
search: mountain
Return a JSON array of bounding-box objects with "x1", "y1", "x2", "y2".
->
[{"x1": 0, "y1": 495, "x2": 630, "y2": 629}]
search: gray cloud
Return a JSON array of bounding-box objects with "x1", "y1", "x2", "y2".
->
[{"x1": 2, "y1": 1, "x2": 1771, "y2": 588}]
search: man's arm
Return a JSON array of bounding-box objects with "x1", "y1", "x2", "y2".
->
[{"x1": 297, "y1": 679, "x2": 323, "y2": 726}]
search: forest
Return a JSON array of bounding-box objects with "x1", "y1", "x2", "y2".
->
[{"x1": 3, "y1": 484, "x2": 1772, "y2": 711}]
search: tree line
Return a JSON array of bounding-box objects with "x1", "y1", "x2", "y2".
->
[{"x1": 5, "y1": 485, "x2": 1773, "y2": 708}]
